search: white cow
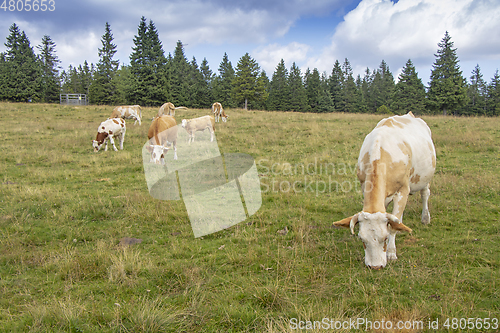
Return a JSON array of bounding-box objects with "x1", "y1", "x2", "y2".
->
[
  {"x1": 147, "y1": 115, "x2": 178, "y2": 163},
  {"x1": 333, "y1": 112, "x2": 436, "y2": 270},
  {"x1": 212, "y1": 102, "x2": 228, "y2": 123},
  {"x1": 110, "y1": 105, "x2": 142, "y2": 125},
  {"x1": 181, "y1": 115, "x2": 215, "y2": 144},
  {"x1": 92, "y1": 118, "x2": 126, "y2": 152}
]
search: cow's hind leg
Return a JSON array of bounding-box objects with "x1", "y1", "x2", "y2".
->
[{"x1": 420, "y1": 183, "x2": 431, "y2": 224}]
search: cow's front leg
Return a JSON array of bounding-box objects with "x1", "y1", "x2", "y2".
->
[
  {"x1": 119, "y1": 132, "x2": 125, "y2": 150},
  {"x1": 387, "y1": 187, "x2": 409, "y2": 261},
  {"x1": 108, "y1": 136, "x2": 118, "y2": 151}
]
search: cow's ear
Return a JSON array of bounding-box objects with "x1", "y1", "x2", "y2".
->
[
  {"x1": 386, "y1": 214, "x2": 412, "y2": 233},
  {"x1": 333, "y1": 214, "x2": 359, "y2": 234},
  {"x1": 146, "y1": 145, "x2": 153, "y2": 153}
]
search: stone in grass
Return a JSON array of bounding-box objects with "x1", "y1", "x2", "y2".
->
[{"x1": 119, "y1": 237, "x2": 143, "y2": 246}]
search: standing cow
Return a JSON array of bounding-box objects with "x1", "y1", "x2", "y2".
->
[
  {"x1": 157, "y1": 102, "x2": 187, "y2": 117},
  {"x1": 333, "y1": 112, "x2": 436, "y2": 270},
  {"x1": 92, "y1": 118, "x2": 126, "y2": 152},
  {"x1": 110, "y1": 105, "x2": 142, "y2": 125},
  {"x1": 147, "y1": 115, "x2": 178, "y2": 163},
  {"x1": 212, "y1": 102, "x2": 228, "y2": 123},
  {"x1": 181, "y1": 115, "x2": 215, "y2": 144}
]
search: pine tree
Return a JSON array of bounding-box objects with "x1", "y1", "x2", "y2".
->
[
  {"x1": 465, "y1": 64, "x2": 487, "y2": 115},
  {"x1": 145, "y1": 20, "x2": 168, "y2": 105},
  {"x1": 392, "y1": 59, "x2": 426, "y2": 115},
  {"x1": 288, "y1": 62, "x2": 308, "y2": 112},
  {"x1": 253, "y1": 71, "x2": 270, "y2": 110},
  {"x1": 487, "y1": 70, "x2": 500, "y2": 116},
  {"x1": 89, "y1": 22, "x2": 119, "y2": 105},
  {"x1": 232, "y1": 53, "x2": 262, "y2": 110},
  {"x1": 267, "y1": 59, "x2": 289, "y2": 111},
  {"x1": 213, "y1": 53, "x2": 235, "y2": 107},
  {"x1": 0, "y1": 53, "x2": 6, "y2": 100},
  {"x1": 36, "y1": 35, "x2": 60, "y2": 103},
  {"x1": 3, "y1": 24, "x2": 42, "y2": 102},
  {"x1": 427, "y1": 31, "x2": 467, "y2": 115}
]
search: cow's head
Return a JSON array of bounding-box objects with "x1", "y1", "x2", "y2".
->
[
  {"x1": 333, "y1": 212, "x2": 411, "y2": 269},
  {"x1": 147, "y1": 144, "x2": 170, "y2": 164},
  {"x1": 222, "y1": 115, "x2": 228, "y2": 122},
  {"x1": 181, "y1": 119, "x2": 187, "y2": 128},
  {"x1": 92, "y1": 132, "x2": 108, "y2": 152}
]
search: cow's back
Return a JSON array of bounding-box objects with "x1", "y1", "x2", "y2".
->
[
  {"x1": 148, "y1": 115, "x2": 177, "y2": 145},
  {"x1": 359, "y1": 113, "x2": 435, "y2": 192}
]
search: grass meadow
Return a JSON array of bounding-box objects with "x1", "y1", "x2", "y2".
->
[{"x1": 0, "y1": 102, "x2": 499, "y2": 332}]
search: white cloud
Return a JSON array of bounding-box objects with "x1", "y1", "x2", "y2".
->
[
  {"x1": 253, "y1": 42, "x2": 311, "y2": 74},
  {"x1": 308, "y1": 0, "x2": 500, "y2": 79}
]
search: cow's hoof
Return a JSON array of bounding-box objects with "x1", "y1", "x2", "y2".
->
[
  {"x1": 387, "y1": 251, "x2": 397, "y2": 261},
  {"x1": 421, "y1": 212, "x2": 431, "y2": 225}
]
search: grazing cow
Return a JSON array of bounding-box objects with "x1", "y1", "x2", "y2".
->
[
  {"x1": 212, "y1": 102, "x2": 228, "y2": 123},
  {"x1": 147, "y1": 115, "x2": 178, "y2": 163},
  {"x1": 92, "y1": 118, "x2": 126, "y2": 152},
  {"x1": 110, "y1": 105, "x2": 142, "y2": 125},
  {"x1": 333, "y1": 112, "x2": 436, "y2": 270},
  {"x1": 157, "y1": 102, "x2": 187, "y2": 117},
  {"x1": 181, "y1": 115, "x2": 215, "y2": 144}
]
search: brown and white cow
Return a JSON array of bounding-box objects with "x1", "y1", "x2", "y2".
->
[
  {"x1": 110, "y1": 105, "x2": 142, "y2": 125},
  {"x1": 333, "y1": 112, "x2": 436, "y2": 270},
  {"x1": 212, "y1": 102, "x2": 228, "y2": 123},
  {"x1": 147, "y1": 115, "x2": 178, "y2": 163},
  {"x1": 181, "y1": 115, "x2": 215, "y2": 144},
  {"x1": 157, "y1": 102, "x2": 187, "y2": 117},
  {"x1": 92, "y1": 118, "x2": 126, "y2": 152}
]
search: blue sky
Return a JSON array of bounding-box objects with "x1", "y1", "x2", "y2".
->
[{"x1": 1, "y1": 0, "x2": 499, "y2": 84}]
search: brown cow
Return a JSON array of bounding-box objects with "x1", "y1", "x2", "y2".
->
[
  {"x1": 157, "y1": 102, "x2": 187, "y2": 117},
  {"x1": 147, "y1": 115, "x2": 178, "y2": 163}
]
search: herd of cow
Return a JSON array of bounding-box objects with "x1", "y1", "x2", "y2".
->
[
  {"x1": 91, "y1": 104, "x2": 436, "y2": 270},
  {"x1": 91, "y1": 102, "x2": 228, "y2": 162}
]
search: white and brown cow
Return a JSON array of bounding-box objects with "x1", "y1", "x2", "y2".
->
[
  {"x1": 181, "y1": 115, "x2": 215, "y2": 144},
  {"x1": 333, "y1": 112, "x2": 436, "y2": 270},
  {"x1": 110, "y1": 105, "x2": 142, "y2": 125},
  {"x1": 92, "y1": 118, "x2": 126, "y2": 152},
  {"x1": 147, "y1": 115, "x2": 178, "y2": 163},
  {"x1": 157, "y1": 102, "x2": 187, "y2": 117},
  {"x1": 212, "y1": 102, "x2": 228, "y2": 123}
]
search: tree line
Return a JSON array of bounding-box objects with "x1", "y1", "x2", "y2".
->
[{"x1": 1, "y1": 20, "x2": 499, "y2": 116}]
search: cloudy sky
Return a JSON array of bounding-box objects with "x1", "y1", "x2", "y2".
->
[{"x1": 1, "y1": 0, "x2": 499, "y2": 84}]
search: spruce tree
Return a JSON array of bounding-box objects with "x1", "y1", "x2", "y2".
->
[
  {"x1": 129, "y1": 17, "x2": 149, "y2": 105},
  {"x1": 89, "y1": 22, "x2": 119, "y2": 105},
  {"x1": 199, "y1": 58, "x2": 214, "y2": 107},
  {"x1": 232, "y1": 53, "x2": 262, "y2": 110},
  {"x1": 465, "y1": 64, "x2": 487, "y2": 115},
  {"x1": 0, "y1": 53, "x2": 6, "y2": 100},
  {"x1": 487, "y1": 70, "x2": 500, "y2": 116},
  {"x1": 214, "y1": 53, "x2": 235, "y2": 107},
  {"x1": 3, "y1": 24, "x2": 41, "y2": 102},
  {"x1": 37, "y1": 35, "x2": 61, "y2": 103},
  {"x1": 392, "y1": 59, "x2": 426, "y2": 115},
  {"x1": 170, "y1": 40, "x2": 191, "y2": 106},
  {"x1": 427, "y1": 31, "x2": 467, "y2": 115},
  {"x1": 328, "y1": 60, "x2": 344, "y2": 112},
  {"x1": 305, "y1": 68, "x2": 322, "y2": 112},
  {"x1": 341, "y1": 58, "x2": 358, "y2": 113},
  {"x1": 288, "y1": 62, "x2": 308, "y2": 112},
  {"x1": 267, "y1": 59, "x2": 289, "y2": 111}
]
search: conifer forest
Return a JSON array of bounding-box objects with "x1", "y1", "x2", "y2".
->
[{"x1": 1, "y1": 18, "x2": 499, "y2": 116}]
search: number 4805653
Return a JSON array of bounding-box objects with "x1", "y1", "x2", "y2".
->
[{"x1": 1, "y1": 0, "x2": 56, "y2": 11}]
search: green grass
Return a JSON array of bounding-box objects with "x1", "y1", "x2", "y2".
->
[{"x1": 0, "y1": 102, "x2": 499, "y2": 332}]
